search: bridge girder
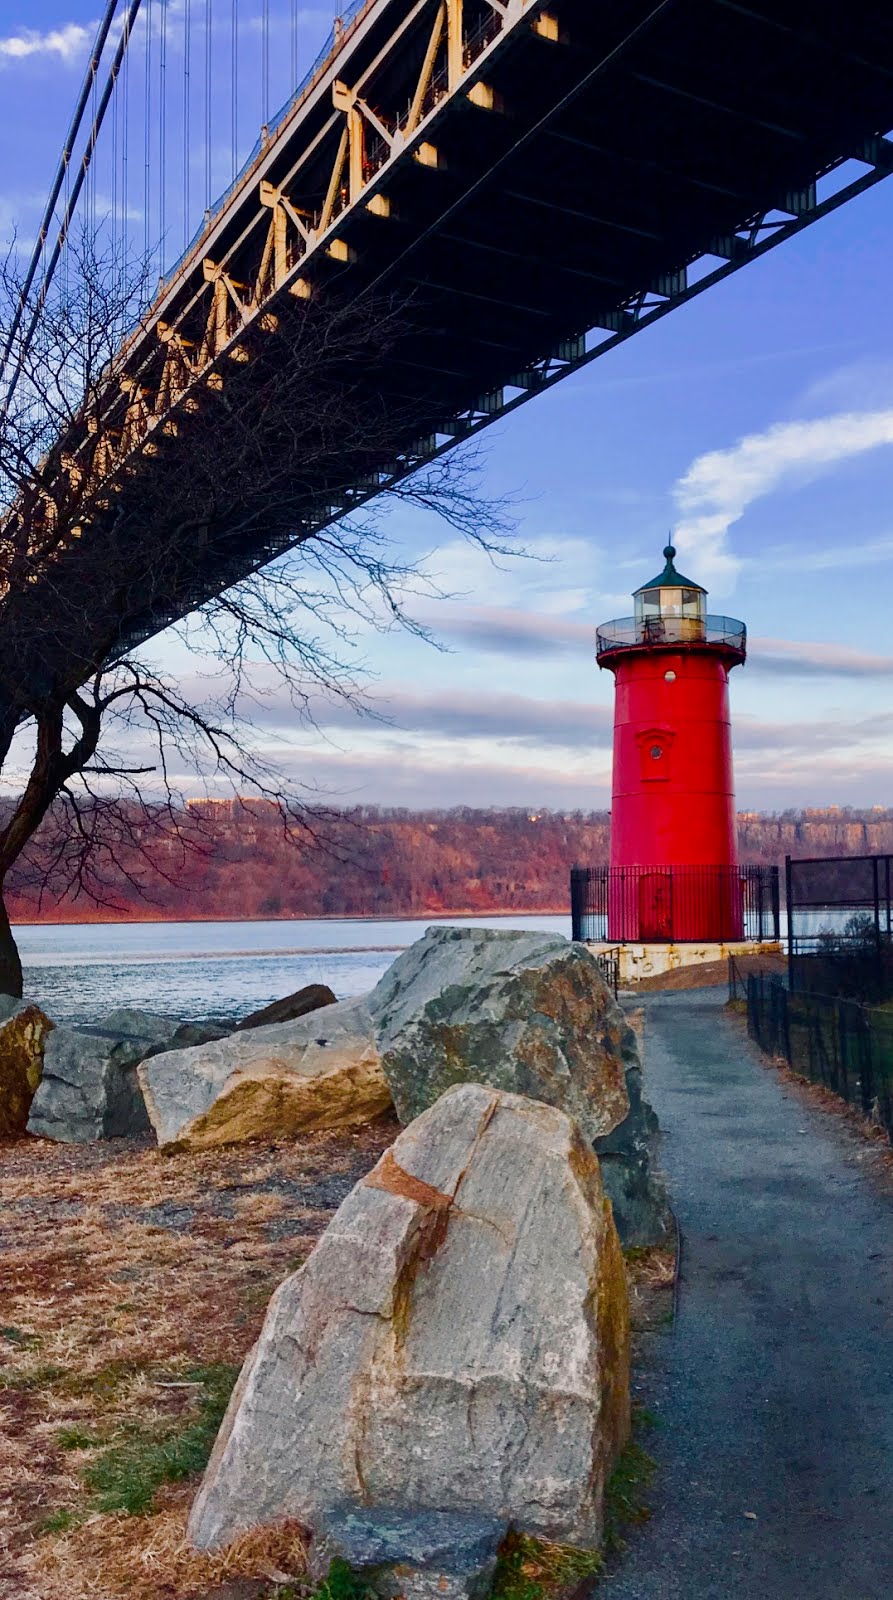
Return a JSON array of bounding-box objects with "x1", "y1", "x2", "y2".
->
[{"x1": 7, "y1": 0, "x2": 893, "y2": 671}]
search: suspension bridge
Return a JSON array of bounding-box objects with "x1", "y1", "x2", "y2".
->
[{"x1": 3, "y1": 0, "x2": 893, "y2": 697}]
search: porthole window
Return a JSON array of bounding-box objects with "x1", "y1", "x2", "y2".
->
[
  {"x1": 650, "y1": 745, "x2": 663, "y2": 760},
  {"x1": 664, "y1": 670, "x2": 676, "y2": 682}
]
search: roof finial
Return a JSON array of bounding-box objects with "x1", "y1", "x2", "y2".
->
[{"x1": 663, "y1": 538, "x2": 676, "y2": 563}]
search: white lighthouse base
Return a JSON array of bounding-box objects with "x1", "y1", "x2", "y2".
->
[{"x1": 584, "y1": 939, "x2": 782, "y2": 986}]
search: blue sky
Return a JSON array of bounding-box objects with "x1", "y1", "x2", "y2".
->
[{"x1": 3, "y1": 5, "x2": 893, "y2": 812}]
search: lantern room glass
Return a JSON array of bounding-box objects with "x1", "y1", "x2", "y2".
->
[{"x1": 634, "y1": 584, "x2": 706, "y2": 641}]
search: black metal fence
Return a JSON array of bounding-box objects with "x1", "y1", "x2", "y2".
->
[
  {"x1": 743, "y1": 969, "x2": 893, "y2": 1143},
  {"x1": 787, "y1": 853, "x2": 893, "y2": 1002},
  {"x1": 571, "y1": 864, "x2": 780, "y2": 944},
  {"x1": 727, "y1": 950, "x2": 786, "y2": 1001},
  {"x1": 592, "y1": 946, "x2": 620, "y2": 995}
]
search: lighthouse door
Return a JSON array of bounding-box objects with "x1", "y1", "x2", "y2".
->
[{"x1": 639, "y1": 872, "x2": 673, "y2": 941}]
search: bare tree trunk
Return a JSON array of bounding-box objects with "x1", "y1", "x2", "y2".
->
[{"x1": 0, "y1": 888, "x2": 23, "y2": 999}]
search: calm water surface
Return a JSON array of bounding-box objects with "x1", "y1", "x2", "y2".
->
[{"x1": 15, "y1": 915, "x2": 571, "y2": 1025}]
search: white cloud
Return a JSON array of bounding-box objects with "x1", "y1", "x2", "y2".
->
[
  {"x1": 672, "y1": 409, "x2": 893, "y2": 596},
  {"x1": 748, "y1": 636, "x2": 893, "y2": 678},
  {"x1": 0, "y1": 24, "x2": 92, "y2": 64},
  {"x1": 760, "y1": 533, "x2": 893, "y2": 574},
  {"x1": 419, "y1": 535, "x2": 597, "y2": 618}
]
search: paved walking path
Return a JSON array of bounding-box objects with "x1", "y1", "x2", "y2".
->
[{"x1": 605, "y1": 989, "x2": 893, "y2": 1600}]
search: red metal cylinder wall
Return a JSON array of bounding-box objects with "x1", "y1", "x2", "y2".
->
[{"x1": 606, "y1": 647, "x2": 741, "y2": 939}]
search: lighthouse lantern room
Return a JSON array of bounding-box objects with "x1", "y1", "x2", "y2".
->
[{"x1": 596, "y1": 545, "x2": 747, "y2": 943}]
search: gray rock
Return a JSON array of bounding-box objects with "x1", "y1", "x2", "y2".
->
[
  {"x1": 26, "y1": 1011, "x2": 226, "y2": 1143},
  {"x1": 188, "y1": 1083, "x2": 631, "y2": 1572},
  {"x1": 368, "y1": 926, "x2": 668, "y2": 1243},
  {"x1": 0, "y1": 994, "x2": 22, "y2": 1025},
  {"x1": 28, "y1": 1028, "x2": 152, "y2": 1141},
  {"x1": 236, "y1": 983, "x2": 337, "y2": 1032},
  {"x1": 138, "y1": 995, "x2": 390, "y2": 1150},
  {"x1": 309, "y1": 1507, "x2": 506, "y2": 1600},
  {"x1": 595, "y1": 1004, "x2": 671, "y2": 1247},
  {"x1": 369, "y1": 926, "x2": 630, "y2": 1142},
  {"x1": 0, "y1": 1000, "x2": 54, "y2": 1138}
]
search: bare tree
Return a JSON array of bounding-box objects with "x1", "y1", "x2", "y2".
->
[{"x1": 0, "y1": 231, "x2": 514, "y2": 996}]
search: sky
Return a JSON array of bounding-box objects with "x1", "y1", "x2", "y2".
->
[{"x1": 3, "y1": 4, "x2": 893, "y2": 813}]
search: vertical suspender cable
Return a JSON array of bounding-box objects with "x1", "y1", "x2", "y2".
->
[
  {"x1": 111, "y1": 46, "x2": 119, "y2": 255},
  {"x1": 231, "y1": 0, "x2": 239, "y2": 180},
  {"x1": 122, "y1": 13, "x2": 130, "y2": 264},
  {"x1": 144, "y1": 0, "x2": 153, "y2": 260},
  {"x1": 160, "y1": 0, "x2": 168, "y2": 267},
  {"x1": 88, "y1": 45, "x2": 99, "y2": 234},
  {"x1": 262, "y1": 0, "x2": 270, "y2": 126},
  {"x1": 0, "y1": 0, "x2": 122, "y2": 388},
  {"x1": 2, "y1": 0, "x2": 145, "y2": 410},
  {"x1": 205, "y1": 0, "x2": 212, "y2": 212},
  {"x1": 183, "y1": 0, "x2": 192, "y2": 249},
  {"x1": 291, "y1": 0, "x2": 298, "y2": 92}
]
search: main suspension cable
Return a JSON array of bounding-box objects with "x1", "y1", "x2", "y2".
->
[
  {"x1": 2, "y1": 0, "x2": 145, "y2": 410},
  {"x1": 0, "y1": 0, "x2": 123, "y2": 388}
]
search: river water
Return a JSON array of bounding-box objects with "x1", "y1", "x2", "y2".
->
[{"x1": 14, "y1": 915, "x2": 571, "y2": 1026}]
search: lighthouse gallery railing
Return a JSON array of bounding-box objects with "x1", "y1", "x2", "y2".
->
[
  {"x1": 570, "y1": 864, "x2": 780, "y2": 945},
  {"x1": 595, "y1": 615, "x2": 746, "y2": 657}
]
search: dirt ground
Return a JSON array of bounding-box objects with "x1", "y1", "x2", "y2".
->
[
  {"x1": 0, "y1": 1118, "x2": 398, "y2": 1600},
  {"x1": 622, "y1": 952, "x2": 785, "y2": 993},
  {"x1": 0, "y1": 1118, "x2": 674, "y2": 1600}
]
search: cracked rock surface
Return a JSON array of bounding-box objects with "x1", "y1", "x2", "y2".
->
[
  {"x1": 188, "y1": 1082, "x2": 631, "y2": 1590},
  {"x1": 370, "y1": 926, "x2": 669, "y2": 1244},
  {"x1": 139, "y1": 995, "x2": 391, "y2": 1150}
]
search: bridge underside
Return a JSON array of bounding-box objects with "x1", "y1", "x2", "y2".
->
[{"x1": 6, "y1": 0, "x2": 893, "y2": 699}]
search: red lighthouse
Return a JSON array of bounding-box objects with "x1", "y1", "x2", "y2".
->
[{"x1": 596, "y1": 545, "x2": 747, "y2": 942}]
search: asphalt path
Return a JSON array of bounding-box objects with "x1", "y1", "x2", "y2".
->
[{"x1": 605, "y1": 988, "x2": 893, "y2": 1600}]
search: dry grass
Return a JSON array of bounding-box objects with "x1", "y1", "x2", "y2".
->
[
  {"x1": 0, "y1": 1116, "x2": 678, "y2": 1600},
  {"x1": 623, "y1": 1245, "x2": 677, "y2": 1335},
  {"x1": 0, "y1": 1118, "x2": 397, "y2": 1600},
  {"x1": 625, "y1": 953, "x2": 785, "y2": 993}
]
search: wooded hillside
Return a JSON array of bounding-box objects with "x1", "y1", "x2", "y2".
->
[{"x1": 6, "y1": 803, "x2": 893, "y2": 922}]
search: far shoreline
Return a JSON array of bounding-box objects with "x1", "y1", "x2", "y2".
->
[{"x1": 12, "y1": 907, "x2": 570, "y2": 929}]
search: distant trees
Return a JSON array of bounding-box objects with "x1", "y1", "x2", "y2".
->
[{"x1": 8, "y1": 804, "x2": 893, "y2": 930}]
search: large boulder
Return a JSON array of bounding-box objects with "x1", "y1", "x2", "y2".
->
[
  {"x1": 27, "y1": 1010, "x2": 225, "y2": 1143},
  {"x1": 189, "y1": 1083, "x2": 630, "y2": 1596},
  {"x1": 594, "y1": 1004, "x2": 670, "y2": 1248},
  {"x1": 139, "y1": 995, "x2": 391, "y2": 1150},
  {"x1": 368, "y1": 926, "x2": 668, "y2": 1243},
  {"x1": 0, "y1": 997, "x2": 54, "y2": 1138},
  {"x1": 236, "y1": 983, "x2": 337, "y2": 1032}
]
